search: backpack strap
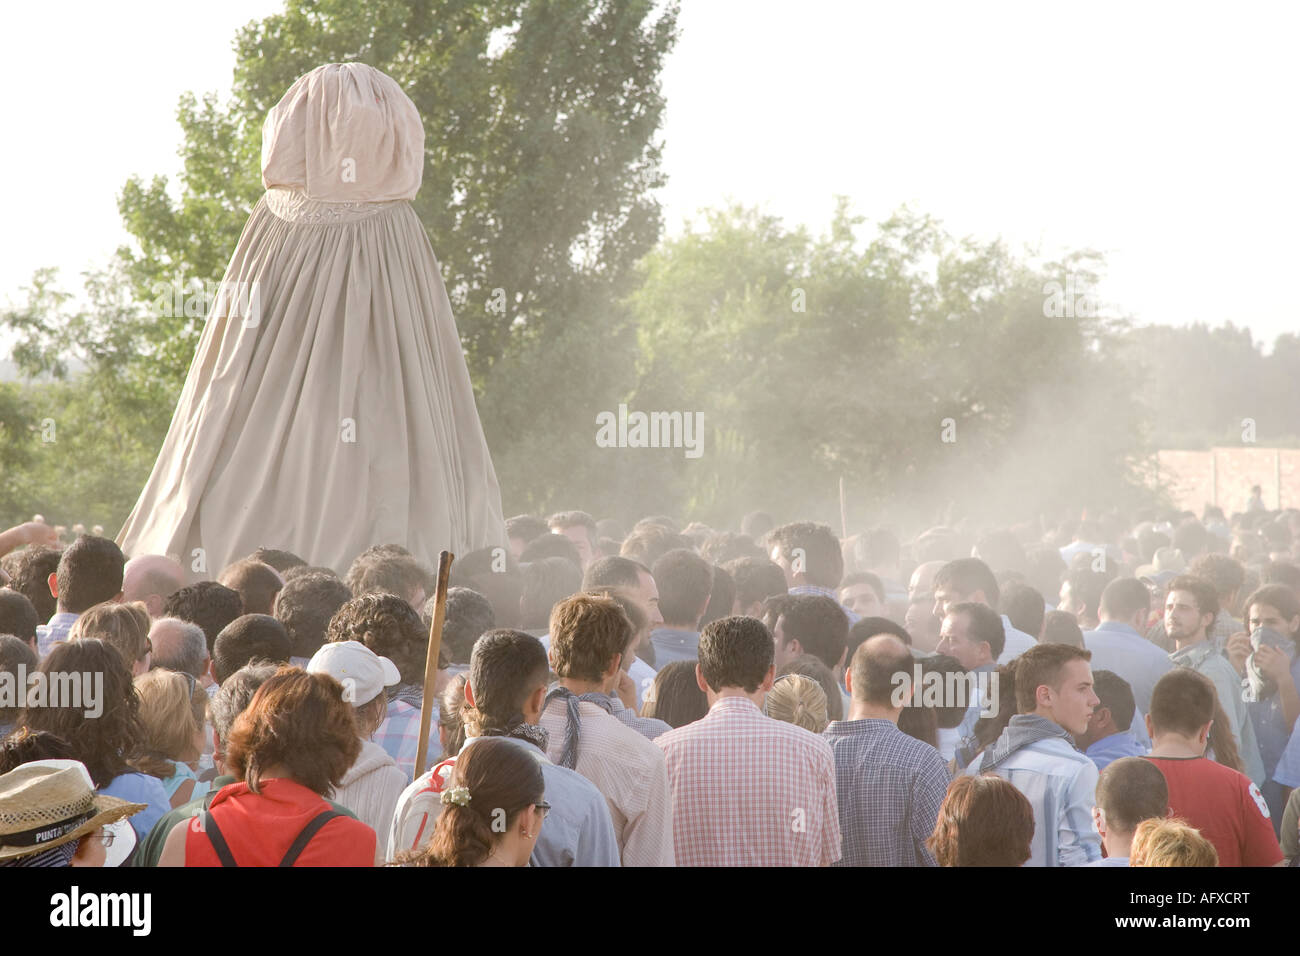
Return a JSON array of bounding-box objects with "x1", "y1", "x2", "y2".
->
[
  {"x1": 279, "y1": 810, "x2": 343, "y2": 867},
  {"x1": 200, "y1": 811, "x2": 239, "y2": 868}
]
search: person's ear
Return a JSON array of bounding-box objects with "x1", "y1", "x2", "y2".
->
[
  {"x1": 970, "y1": 589, "x2": 988, "y2": 607},
  {"x1": 1200, "y1": 720, "x2": 1213, "y2": 748},
  {"x1": 463, "y1": 680, "x2": 477, "y2": 710},
  {"x1": 603, "y1": 653, "x2": 621, "y2": 683},
  {"x1": 1144, "y1": 712, "x2": 1154, "y2": 739},
  {"x1": 844, "y1": 667, "x2": 853, "y2": 697},
  {"x1": 524, "y1": 683, "x2": 546, "y2": 723},
  {"x1": 695, "y1": 662, "x2": 709, "y2": 694},
  {"x1": 760, "y1": 664, "x2": 775, "y2": 693},
  {"x1": 520, "y1": 805, "x2": 541, "y2": 843},
  {"x1": 47, "y1": 571, "x2": 58, "y2": 600},
  {"x1": 787, "y1": 638, "x2": 803, "y2": 658},
  {"x1": 1093, "y1": 806, "x2": 1107, "y2": 839}
]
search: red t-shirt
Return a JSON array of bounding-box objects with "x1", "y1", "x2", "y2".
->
[
  {"x1": 185, "y1": 778, "x2": 376, "y2": 867},
  {"x1": 1145, "y1": 756, "x2": 1282, "y2": 867}
]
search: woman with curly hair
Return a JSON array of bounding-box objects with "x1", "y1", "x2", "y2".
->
[
  {"x1": 17, "y1": 639, "x2": 170, "y2": 840},
  {"x1": 398, "y1": 736, "x2": 547, "y2": 867},
  {"x1": 158, "y1": 667, "x2": 377, "y2": 866}
]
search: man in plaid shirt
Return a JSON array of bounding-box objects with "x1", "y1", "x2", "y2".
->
[
  {"x1": 824, "y1": 634, "x2": 950, "y2": 865},
  {"x1": 656, "y1": 615, "x2": 842, "y2": 866}
]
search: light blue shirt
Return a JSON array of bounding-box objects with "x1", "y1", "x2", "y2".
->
[
  {"x1": 966, "y1": 723, "x2": 1102, "y2": 867},
  {"x1": 1085, "y1": 730, "x2": 1148, "y2": 771},
  {"x1": 100, "y1": 772, "x2": 171, "y2": 841},
  {"x1": 1083, "y1": 620, "x2": 1173, "y2": 716},
  {"x1": 1084, "y1": 856, "x2": 1129, "y2": 866},
  {"x1": 955, "y1": 662, "x2": 997, "y2": 761},
  {"x1": 463, "y1": 735, "x2": 620, "y2": 868},
  {"x1": 35, "y1": 611, "x2": 80, "y2": 659},
  {"x1": 602, "y1": 693, "x2": 672, "y2": 740},
  {"x1": 649, "y1": 627, "x2": 700, "y2": 667},
  {"x1": 998, "y1": 615, "x2": 1036, "y2": 665},
  {"x1": 1248, "y1": 655, "x2": 1300, "y2": 781},
  {"x1": 158, "y1": 760, "x2": 211, "y2": 804},
  {"x1": 1272, "y1": 720, "x2": 1300, "y2": 788}
]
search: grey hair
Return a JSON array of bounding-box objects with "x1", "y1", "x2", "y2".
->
[
  {"x1": 208, "y1": 661, "x2": 280, "y2": 746},
  {"x1": 148, "y1": 617, "x2": 208, "y2": 677}
]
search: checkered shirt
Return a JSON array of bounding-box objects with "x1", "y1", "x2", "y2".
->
[
  {"x1": 655, "y1": 695, "x2": 842, "y2": 866},
  {"x1": 823, "y1": 718, "x2": 951, "y2": 866}
]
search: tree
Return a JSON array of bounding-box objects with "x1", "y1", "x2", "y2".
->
[
  {"x1": 623, "y1": 202, "x2": 1158, "y2": 532},
  {"x1": 0, "y1": 265, "x2": 175, "y2": 528}
]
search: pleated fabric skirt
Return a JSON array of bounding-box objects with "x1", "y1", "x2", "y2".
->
[{"x1": 117, "y1": 188, "x2": 506, "y2": 577}]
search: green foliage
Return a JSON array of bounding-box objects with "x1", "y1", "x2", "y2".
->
[
  {"x1": 621, "y1": 202, "x2": 1158, "y2": 531},
  {"x1": 0, "y1": 264, "x2": 174, "y2": 529}
]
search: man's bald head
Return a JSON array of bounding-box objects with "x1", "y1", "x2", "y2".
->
[
  {"x1": 909, "y1": 560, "x2": 946, "y2": 599},
  {"x1": 122, "y1": 555, "x2": 187, "y2": 618},
  {"x1": 849, "y1": 634, "x2": 912, "y2": 707}
]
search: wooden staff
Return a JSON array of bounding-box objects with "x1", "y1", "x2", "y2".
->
[
  {"x1": 839, "y1": 475, "x2": 849, "y2": 540},
  {"x1": 414, "y1": 550, "x2": 454, "y2": 779}
]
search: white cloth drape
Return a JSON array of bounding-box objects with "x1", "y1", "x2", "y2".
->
[{"x1": 118, "y1": 64, "x2": 506, "y2": 575}]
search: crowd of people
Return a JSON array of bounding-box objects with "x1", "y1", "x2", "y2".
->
[{"x1": 0, "y1": 501, "x2": 1297, "y2": 867}]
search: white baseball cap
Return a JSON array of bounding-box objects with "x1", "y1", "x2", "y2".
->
[{"x1": 306, "y1": 640, "x2": 401, "y2": 706}]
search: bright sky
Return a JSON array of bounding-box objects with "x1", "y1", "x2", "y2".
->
[{"x1": 3, "y1": 1, "x2": 1298, "y2": 344}]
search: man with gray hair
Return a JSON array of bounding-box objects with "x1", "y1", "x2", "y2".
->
[
  {"x1": 122, "y1": 555, "x2": 187, "y2": 618},
  {"x1": 149, "y1": 617, "x2": 210, "y2": 683},
  {"x1": 149, "y1": 615, "x2": 220, "y2": 778}
]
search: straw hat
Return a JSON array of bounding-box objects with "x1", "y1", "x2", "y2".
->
[
  {"x1": 1135, "y1": 546, "x2": 1188, "y2": 587},
  {"x1": 0, "y1": 759, "x2": 145, "y2": 863}
]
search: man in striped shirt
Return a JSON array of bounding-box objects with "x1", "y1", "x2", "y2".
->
[{"x1": 656, "y1": 615, "x2": 842, "y2": 866}]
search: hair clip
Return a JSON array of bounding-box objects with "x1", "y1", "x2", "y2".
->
[{"x1": 440, "y1": 785, "x2": 471, "y2": 807}]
